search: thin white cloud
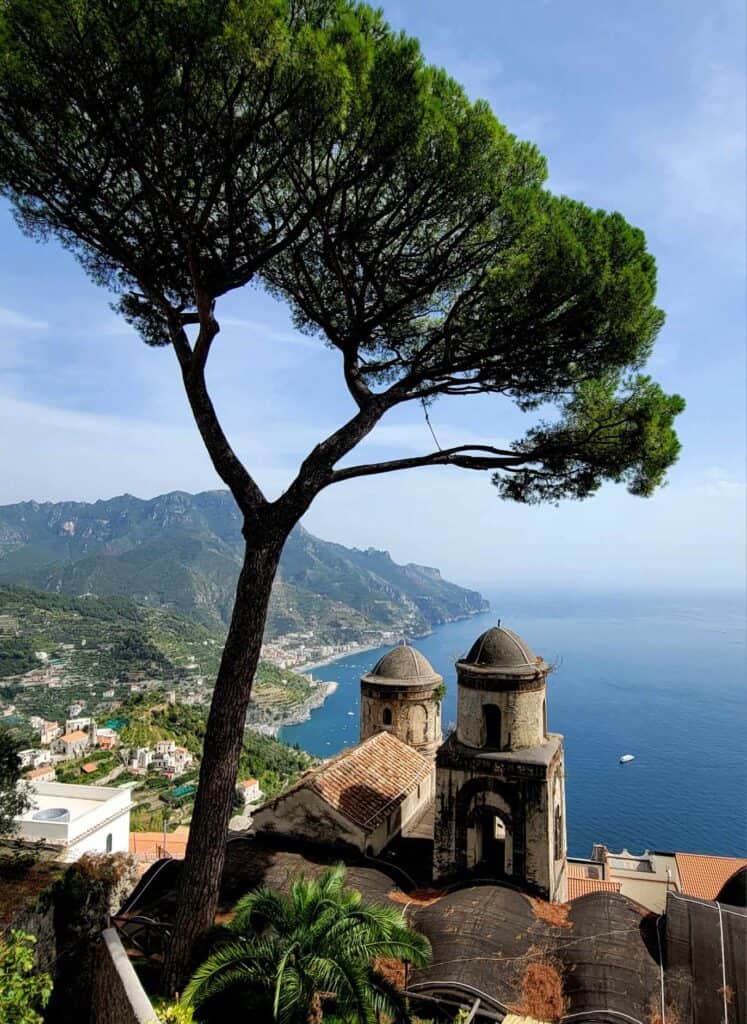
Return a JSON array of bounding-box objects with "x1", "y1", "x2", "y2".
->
[
  {"x1": 699, "y1": 467, "x2": 747, "y2": 499},
  {"x1": 651, "y1": 63, "x2": 746, "y2": 235},
  {"x1": 219, "y1": 316, "x2": 320, "y2": 349},
  {"x1": 0, "y1": 305, "x2": 48, "y2": 330}
]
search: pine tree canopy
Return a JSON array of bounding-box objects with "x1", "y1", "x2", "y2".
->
[{"x1": 0, "y1": 0, "x2": 683, "y2": 508}]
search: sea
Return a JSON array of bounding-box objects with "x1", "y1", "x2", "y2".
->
[{"x1": 279, "y1": 589, "x2": 747, "y2": 859}]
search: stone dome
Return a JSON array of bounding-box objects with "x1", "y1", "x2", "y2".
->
[
  {"x1": 362, "y1": 644, "x2": 442, "y2": 687},
  {"x1": 461, "y1": 625, "x2": 544, "y2": 675}
]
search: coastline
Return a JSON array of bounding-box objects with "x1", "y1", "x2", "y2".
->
[
  {"x1": 247, "y1": 679, "x2": 339, "y2": 738},
  {"x1": 294, "y1": 608, "x2": 487, "y2": 674},
  {"x1": 295, "y1": 641, "x2": 389, "y2": 674}
]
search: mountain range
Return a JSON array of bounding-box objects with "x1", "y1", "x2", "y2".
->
[{"x1": 0, "y1": 491, "x2": 488, "y2": 639}]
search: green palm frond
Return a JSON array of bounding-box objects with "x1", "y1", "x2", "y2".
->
[
  {"x1": 184, "y1": 864, "x2": 431, "y2": 1023},
  {"x1": 183, "y1": 936, "x2": 278, "y2": 1006},
  {"x1": 231, "y1": 887, "x2": 292, "y2": 935}
]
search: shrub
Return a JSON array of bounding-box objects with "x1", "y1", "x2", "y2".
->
[{"x1": 0, "y1": 930, "x2": 53, "y2": 1024}]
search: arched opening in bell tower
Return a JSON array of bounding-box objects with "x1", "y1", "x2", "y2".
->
[
  {"x1": 475, "y1": 808, "x2": 507, "y2": 876},
  {"x1": 382, "y1": 707, "x2": 392, "y2": 726},
  {"x1": 483, "y1": 704, "x2": 502, "y2": 748}
]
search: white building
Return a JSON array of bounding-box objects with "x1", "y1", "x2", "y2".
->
[
  {"x1": 39, "y1": 720, "x2": 62, "y2": 745},
  {"x1": 237, "y1": 778, "x2": 263, "y2": 805},
  {"x1": 65, "y1": 716, "x2": 91, "y2": 733},
  {"x1": 131, "y1": 747, "x2": 153, "y2": 771},
  {"x1": 12, "y1": 781, "x2": 134, "y2": 862},
  {"x1": 95, "y1": 727, "x2": 118, "y2": 750},
  {"x1": 18, "y1": 748, "x2": 53, "y2": 769}
]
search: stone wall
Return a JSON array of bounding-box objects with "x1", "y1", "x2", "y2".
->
[
  {"x1": 11, "y1": 853, "x2": 139, "y2": 1024},
  {"x1": 456, "y1": 676, "x2": 545, "y2": 750},
  {"x1": 360, "y1": 681, "x2": 442, "y2": 757},
  {"x1": 433, "y1": 734, "x2": 567, "y2": 901},
  {"x1": 91, "y1": 927, "x2": 157, "y2": 1024}
]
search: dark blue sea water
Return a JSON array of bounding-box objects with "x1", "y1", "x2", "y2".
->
[{"x1": 280, "y1": 591, "x2": 747, "y2": 859}]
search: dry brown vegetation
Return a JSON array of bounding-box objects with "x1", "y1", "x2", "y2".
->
[
  {"x1": 509, "y1": 957, "x2": 568, "y2": 1022},
  {"x1": 718, "y1": 984, "x2": 734, "y2": 1005},
  {"x1": 388, "y1": 888, "x2": 445, "y2": 907},
  {"x1": 0, "y1": 857, "x2": 65, "y2": 929},
  {"x1": 373, "y1": 956, "x2": 407, "y2": 989},
  {"x1": 529, "y1": 896, "x2": 572, "y2": 929},
  {"x1": 647, "y1": 998, "x2": 682, "y2": 1024}
]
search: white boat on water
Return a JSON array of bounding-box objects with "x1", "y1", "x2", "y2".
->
[{"x1": 620, "y1": 754, "x2": 635, "y2": 764}]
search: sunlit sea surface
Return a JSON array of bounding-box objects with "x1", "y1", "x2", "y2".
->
[{"x1": 279, "y1": 590, "x2": 747, "y2": 858}]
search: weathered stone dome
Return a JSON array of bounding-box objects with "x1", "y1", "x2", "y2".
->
[
  {"x1": 462, "y1": 626, "x2": 543, "y2": 675},
  {"x1": 362, "y1": 644, "x2": 442, "y2": 687}
]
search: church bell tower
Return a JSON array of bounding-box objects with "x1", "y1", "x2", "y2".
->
[
  {"x1": 360, "y1": 644, "x2": 443, "y2": 758},
  {"x1": 434, "y1": 625, "x2": 567, "y2": 901}
]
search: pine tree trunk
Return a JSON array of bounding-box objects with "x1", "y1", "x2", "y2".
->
[{"x1": 160, "y1": 524, "x2": 286, "y2": 995}]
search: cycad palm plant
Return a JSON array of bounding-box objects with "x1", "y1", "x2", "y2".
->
[{"x1": 182, "y1": 864, "x2": 431, "y2": 1024}]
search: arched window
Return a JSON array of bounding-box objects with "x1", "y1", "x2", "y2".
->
[
  {"x1": 483, "y1": 704, "x2": 502, "y2": 748},
  {"x1": 105, "y1": 833, "x2": 113, "y2": 854},
  {"x1": 382, "y1": 707, "x2": 392, "y2": 726},
  {"x1": 553, "y1": 806, "x2": 563, "y2": 859}
]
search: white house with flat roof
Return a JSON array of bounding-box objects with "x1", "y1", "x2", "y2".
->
[{"x1": 12, "y1": 781, "x2": 134, "y2": 862}]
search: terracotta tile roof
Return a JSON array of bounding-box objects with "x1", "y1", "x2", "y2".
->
[
  {"x1": 297, "y1": 732, "x2": 431, "y2": 832},
  {"x1": 240, "y1": 778, "x2": 259, "y2": 788},
  {"x1": 568, "y1": 877, "x2": 622, "y2": 900},
  {"x1": 568, "y1": 861, "x2": 600, "y2": 878},
  {"x1": 81, "y1": 762, "x2": 98, "y2": 773},
  {"x1": 59, "y1": 730, "x2": 87, "y2": 743},
  {"x1": 26, "y1": 765, "x2": 54, "y2": 780},
  {"x1": 675, "y1": 852, "x2": 747, "y2": 901}
]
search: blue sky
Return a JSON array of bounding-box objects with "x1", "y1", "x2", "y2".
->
[{"x1": 0, "y1": 0, "x2": 744, "y2": 592}]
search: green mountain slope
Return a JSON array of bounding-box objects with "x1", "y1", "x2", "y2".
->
[
  {"x1": 0, "y1": 584, "x2": 315, "y2": 724},
  {"x1": 0, "y1": 491, "x2": 487, "y2": 636}
]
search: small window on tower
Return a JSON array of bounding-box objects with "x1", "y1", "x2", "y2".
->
[
  {"x1": 483, "y1": 704, "x2": 502, "y2": 748},
  {"x1": 382, "y1": 707, "x2": 392, "y2": 726}
]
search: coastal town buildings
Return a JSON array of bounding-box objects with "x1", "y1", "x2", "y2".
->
[
  {"x1": 128, "y1": 741, "x2": 193, "y2": 777},
  {"x1": 237, "y1": 778, "x2": 263, "y2": 805},
  {"x1": 53, "y1": 729, "x2": 89, "y2": 758}
]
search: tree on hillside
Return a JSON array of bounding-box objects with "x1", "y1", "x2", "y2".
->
[
  {"x1": 0, "y1": 725, "x2": 29, "y2": 837},
  {"x1": 183, "y1": 863, "x2": 430, "y2": 1022},
  {"x1": 0, "y1": 0, "x2": 684, "y2": 990}
]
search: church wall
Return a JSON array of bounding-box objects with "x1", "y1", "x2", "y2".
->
[
  {"x1": 550, "y1": 756, "x2": 568, "y2": 901},
  {"x1": 522, "y1": 778, "x2": 550, "y2": 895},
  {"x1": 365, "y1": 768, "x2": 434, "y2": 855},
  {"x1": 252, "y1": 789, "x2": 365, "y2": 852},
  {"x1": 457, "y1": 682, "x2": 545, "y2": 750}
]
